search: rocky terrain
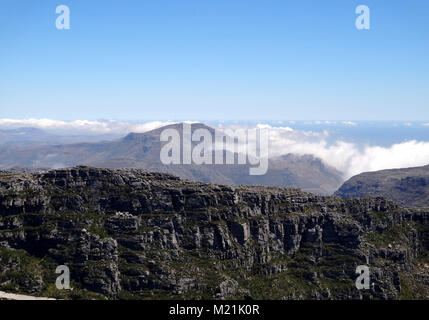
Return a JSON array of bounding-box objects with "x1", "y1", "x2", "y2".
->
[
  {"x1": 335, "y1": 165, "x2": 429, "y2": 208},
  {"x1": 0, "y1": 166, "x2": 429, "y2": 300}
]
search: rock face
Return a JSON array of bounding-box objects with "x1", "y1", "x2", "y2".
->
[
  {"x1": 335, "y1": 165, "x2": 429, "y2": 208},
  {"x1": 1, "y1": 166, "x2": 429, "y2": 300}
]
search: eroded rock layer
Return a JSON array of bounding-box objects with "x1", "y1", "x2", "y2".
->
[{"x1": 0, "y1": 166, "x2": 428, "y2": 299}]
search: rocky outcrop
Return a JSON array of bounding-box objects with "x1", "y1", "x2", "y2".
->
[
  {"x1": 0, "y1": 166, "x2": 429, "y2": 299},
  {"x1": 335, "y1": 165, "x2": 429, "y2": 208}
]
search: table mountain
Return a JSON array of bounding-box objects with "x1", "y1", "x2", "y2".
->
[{"x1": 1, "y1": 166, "x2": 429, "y2": 299}]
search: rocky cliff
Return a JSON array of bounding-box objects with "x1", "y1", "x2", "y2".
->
[
  {"x1": 1, "y1": 167, "x2": 429, "y2": 300},
  {"x1": 335, "y1": 165, "x2": 429, "y2": 208}
]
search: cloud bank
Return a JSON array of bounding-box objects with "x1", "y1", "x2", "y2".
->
[
  {"x1": 0, "y1": 118, "x2": 174, "y2": 134},
  {"x1": 254, "y1": 124, "x2": 429, "y2": 179},
  {"x1": 213, "y1": 123, "x2": 429, "y2": 179}
]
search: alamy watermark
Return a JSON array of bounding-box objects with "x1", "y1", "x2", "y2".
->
[
  {"x1": 159, "y1": 123, "x2": 269, "y2": 175},
  {"x1": 55, "y1": 265, "x2": 72, "y2": 290},
  {"x1": 355, "y1": 265, "x2": 370, "y2": 290},
  {"x1": 55, "y1": 5, "x2": 368, "y2": 31},
  {"x1": 56, "y1": 5, "x2": 70, "y2": 30},
  {"x1": 355, "y1": 5, "x2": 370, "y2": 30}
]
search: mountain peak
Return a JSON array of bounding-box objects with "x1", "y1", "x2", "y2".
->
[{"x1": 122, "y1": 122, "x2": 215, "y2": 142}]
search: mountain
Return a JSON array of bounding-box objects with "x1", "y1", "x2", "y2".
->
[
  {"x1": 0, "y1": 127, "x2": 55, "y2": 144},
  {"x1": 0, "y1": 123, "x2": 343, "y2": 195},
  {"x1": 0, "y1": 127, "x2": 121, "y2": 146},
  {"x1": 1, "y1": 166, "x2": 428, "y2": 299},
  {"x1": 335, "y1": 164, "x2": 429, "y2": 208}
]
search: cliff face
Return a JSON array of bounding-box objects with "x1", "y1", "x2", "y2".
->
[{"x1": 1, "y1": 167, "x2": 429, "y2": 300}]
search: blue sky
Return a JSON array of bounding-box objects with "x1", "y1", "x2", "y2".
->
[{"x1": 1, "y1": 0, "x2": 428, "y2": 121}]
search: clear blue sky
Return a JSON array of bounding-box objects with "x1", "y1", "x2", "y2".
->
[{"x1": 1, "y1": 0, "x2": 428, "y2": 121}]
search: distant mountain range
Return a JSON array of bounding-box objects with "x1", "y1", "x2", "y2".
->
[
  {"x1": 0, "y1": 123, "x2": 343, "y2": 195},
  {"x1": 0, "y1": 127, "x2": 56, "y2": 144},
  {"x1": 335, "y1": 164, "x2": 429, "y2": 208},
  {"x1": 0, "y1": 127, "x2": 120, "y2": 145}
]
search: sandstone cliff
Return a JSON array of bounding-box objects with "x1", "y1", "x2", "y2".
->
[{"x1": 0, "y1": 167, "x2": 428, "y2": 299}]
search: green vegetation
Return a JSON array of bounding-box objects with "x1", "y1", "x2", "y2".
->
[
  {"x1": 0, "y1": 247, "x2": 43, "y2": 294},
  {"x1": 364, "y1": 224, "x2": 414, "y2": 248},
  {"x1": 398, "y1": 273, "x2": 429, "y2": 300}
]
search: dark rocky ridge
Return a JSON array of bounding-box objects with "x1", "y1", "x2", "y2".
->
[
  {"x1": 0, "y1": 166, "x2": 429, "y2": 299},
  {"x1": 335, "y1": 165, "x2": 429, "y2": 208}
]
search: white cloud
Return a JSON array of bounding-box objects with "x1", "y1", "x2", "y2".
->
[
  {"x1": 0, "y1": 118, "x2": 175, "y2": 134},
  {"x1": 275, "y1": 138, "x2": 429, "y2": 179},
  {"x1": 302, "y1": 121, "x2": 337, "y2": 126},
  {"x1": 256, "y1": 123, "x2": 293, "y2": 131},
  {"x1": 218, "y1": 123, "x2": 429, "y2": 179},
  {"x1": 346, "y1": 141, "x2": 429, "y2": 176},
  {"x1": 342, "y1": 121, "x2": 357, "y2": 126}
]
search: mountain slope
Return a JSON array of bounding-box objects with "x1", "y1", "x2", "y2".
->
[
  {"x1": 0, "y1": 167, "x2": 429, "y2": 300},
  {"x1": 0, "y1": 123, "x2": 343, "y2": 195},
  {"x1": 0, "y1": 128, "x2": 56, "y2": 145},
  {"x1": 335, "y1": 165, "x2": 429, "y2": 208},
  {"x1": 0, "y1": 127, "x2": 120, "y2": 146}
]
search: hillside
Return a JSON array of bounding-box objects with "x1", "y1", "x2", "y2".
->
[
  {"x1": 0, "y1": 123, "x2": 343, "y2": 195},
  {"x1": 0, "y1": 127, "x2": 120, "y2": 145},
  {"x1": 335, "y1": 165, "x2": 429, "y2": 208},
  {"x1": 1, "y1": 167, "x2": 429, "y2": 299}
]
